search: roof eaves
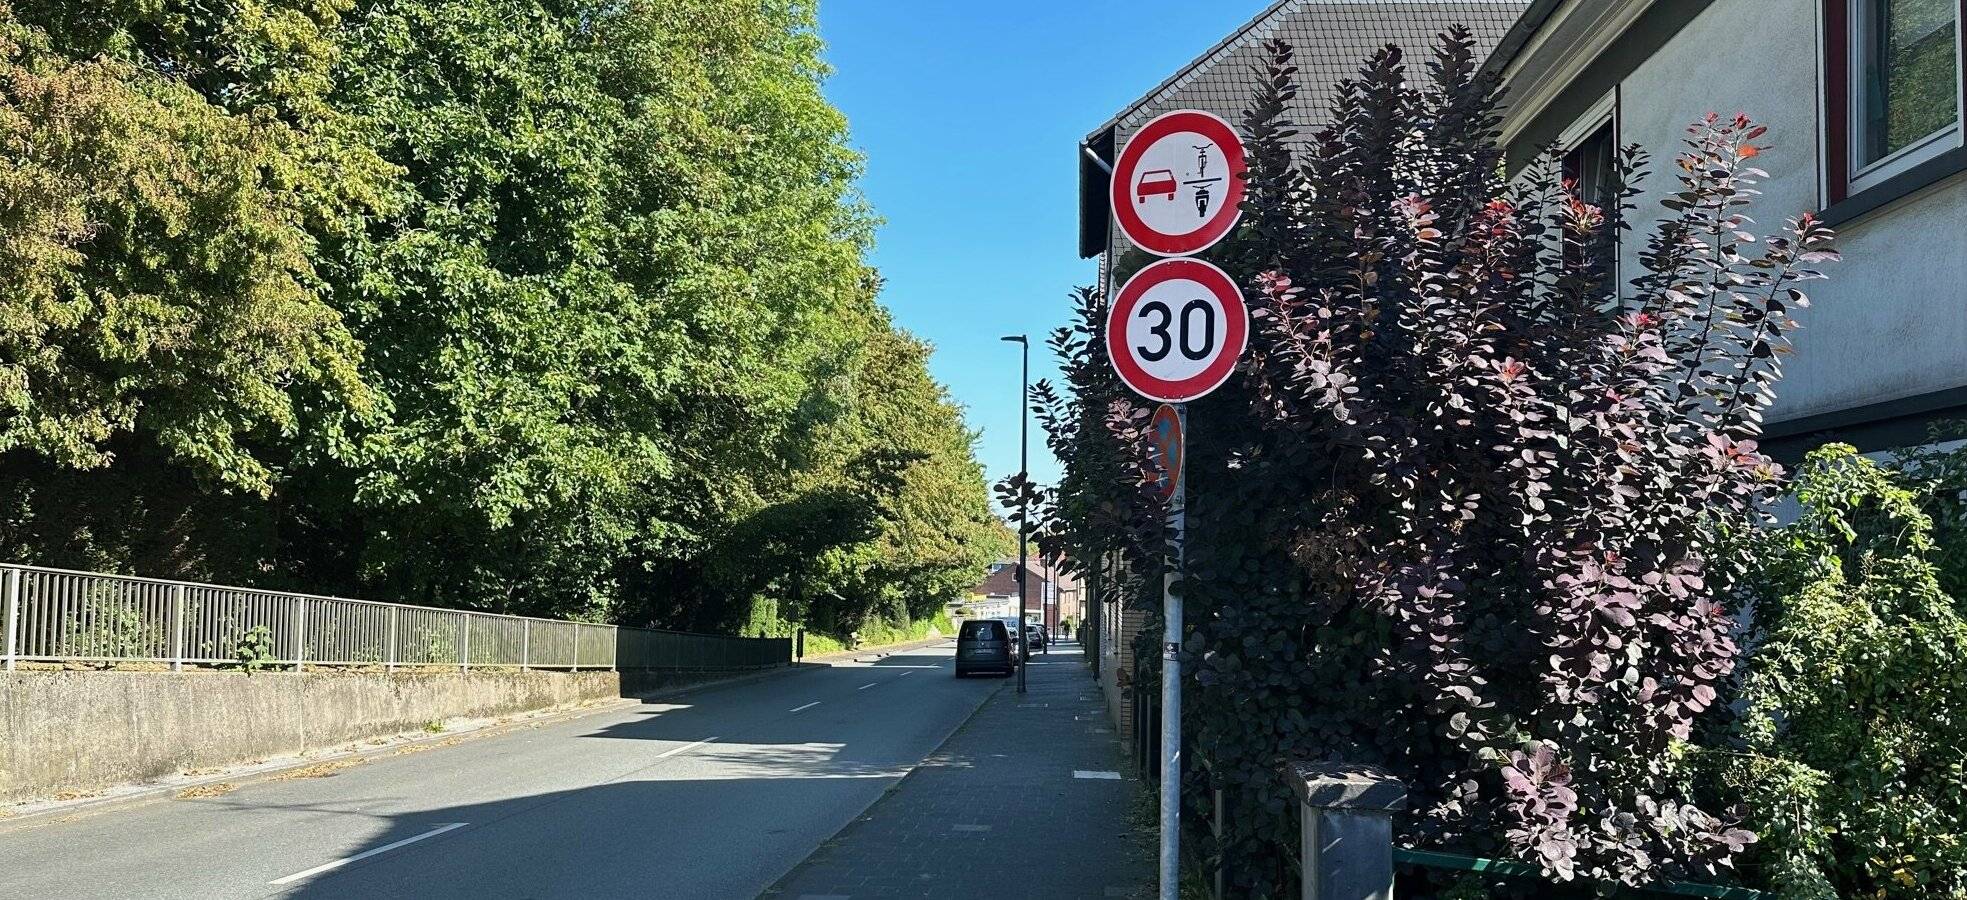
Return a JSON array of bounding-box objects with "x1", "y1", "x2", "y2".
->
[
  {"x1": 1083, "y1": 0, "x2": 1301, "y2": 144},
  {"x1": 1477, "y1": 0, "x2": 1567, "y2": 80}
]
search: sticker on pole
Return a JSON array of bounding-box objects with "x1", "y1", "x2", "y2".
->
[
  {"x1": 1109, "y1": 109, "x2": 1247, "y2": 257},
  {"x1": 1149, "y1": 404, "x2": 1183, "y2": 501},
  {"x1": 1107, "y1": 258, "x2": 1248, "y2": 403}
]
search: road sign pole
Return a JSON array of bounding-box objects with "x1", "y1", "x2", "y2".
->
[
  {"x1": 1158, "y1": 403, "x2": 1187, "y2": 900},
  {"x1": 1105, "y1": 107, "x2": 1248, "y2": 900}
]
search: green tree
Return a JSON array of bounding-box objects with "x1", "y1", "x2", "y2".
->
[
  {"x1": 0, "y1": 0, "x2": 1001, "y2": 644},
  {"x1": 0, "y1": 5, "x2": 378, "y2": 493}
]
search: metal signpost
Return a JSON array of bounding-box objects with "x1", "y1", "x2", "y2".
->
[{"x1": 1108, "y1": 108, "x2": 1248, "y2": 900}]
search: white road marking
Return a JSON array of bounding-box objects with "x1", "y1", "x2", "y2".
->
[
  {"x1": 1074, "y1": 770, "x2": 1123, "y2": 780},
  {"x1": 654, "y1": 736, "x2": 719, "y2": 759},
  {"x1": 899, "y1": 671, "x2": 913, "y2": 677},
  {"x1": 857, "y1": 682, "x2": 878, "y2": 691},
  {"x1": 952, "y1": 824, "x2": 992, "y2": 832},
  {"x1": 270, "y1": 822, "x2": 469, "y2": 885},
  {"x1": 789, "y1": 701, "x2": 820, "y2": 713}
]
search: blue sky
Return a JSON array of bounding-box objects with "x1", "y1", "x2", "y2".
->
[{"x1": 816, "y1": 1, "x2": 1266, "y2": 498}]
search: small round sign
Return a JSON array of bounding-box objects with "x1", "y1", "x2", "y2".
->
[
  {"x1": 1106, "y1": 258, "x2": 1248, "y2": 403},
  {"x1": 1149, "y1": 404, "x2": 1183, "y2": 501},
  {"x1": 1109, "y1": 109, "x2": 1248, "y2": 257}
]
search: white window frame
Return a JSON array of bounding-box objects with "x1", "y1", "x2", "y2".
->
[
  {"x1": 1557, "y1": 89, "x2": 1617, "y2": 153},
  {"x1": 1846, "y1": 0, "x2": 1966, "y2": 194}
]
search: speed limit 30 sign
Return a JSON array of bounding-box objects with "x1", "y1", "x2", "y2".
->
[{"x1": 1106, "y1": 258, "x2": 1248, "y2": 403}]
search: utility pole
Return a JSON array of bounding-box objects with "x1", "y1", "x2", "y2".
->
[{"x1": 1001, "y1": 333, "x2": 1029, "y2": 694}]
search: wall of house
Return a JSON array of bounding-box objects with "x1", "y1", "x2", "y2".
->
[
  {"x1": 1099, "y1": 603, "x2": 1147, "y2": 736},
  {"x1": 1605, "y1": 0, "x2": 1967, "y2": 428}
]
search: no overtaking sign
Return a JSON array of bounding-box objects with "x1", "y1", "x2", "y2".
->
[{"x1": 1109, "y1": 109, "x2": 1247, "y2": 257}]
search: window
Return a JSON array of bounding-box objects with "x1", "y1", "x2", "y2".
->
[
  {"x1": 960, "y1": 620, "x2": 1004, "y2": 641},
  {"x1": 1828, "y1": 0, "x2": 1966, "y2": 205},
  {"x1": 1558, "y1": 91, "x2": 1619, "y2": 290},
  {"x1": 1563, "y1": 121, "x2": 1618, "y2": 215}
]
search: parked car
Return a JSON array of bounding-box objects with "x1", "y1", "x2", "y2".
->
[
  {"x1": 954, "y1": 619, "x2": 1015, "y2": 677},
  {"x1": 1001, "y1": 617, "x2": 1026, "y2": 658},
  {"x1": 1024, "y1": 623, "x2": 1046, "y2": 652}
]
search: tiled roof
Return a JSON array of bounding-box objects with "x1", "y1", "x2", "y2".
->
[
  {"x1": 1080, "y1": 0, "x2": 1528, "y2": 257},
  {"x1": 1093, "y1": 1, "x2": 1527, "y2": 148}
]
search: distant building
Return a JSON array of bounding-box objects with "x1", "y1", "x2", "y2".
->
[{"x1": 960, "y1": 560, "x2": 1051, "y2": 624}]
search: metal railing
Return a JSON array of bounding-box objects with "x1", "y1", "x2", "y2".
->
[{"x1": 0, "y1": 563, "x2": 788, "y2": 673}]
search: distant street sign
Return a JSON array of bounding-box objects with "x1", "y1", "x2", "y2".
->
[
  {"x1": 1106, "y1": 258, "x2": 1249, "y2": 403},
  {"x1": 1149, "y1": 404, "x2": 1183, "y2": 500},
  {"x1": 1109, "y1": 109, "x2": 1247, "y2": 257}
]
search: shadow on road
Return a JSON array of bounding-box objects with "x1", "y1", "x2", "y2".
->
[{"x1": 261, "y1": 646, "x2": 997, "y2": 899}]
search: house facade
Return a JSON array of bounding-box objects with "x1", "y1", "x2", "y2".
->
[
  {"x1": 1489, "y1": 0, "x2": 1967, "y2": 456},
  {"x1": 961, "y1": 560, "x2": 1053, "y2": 625}
]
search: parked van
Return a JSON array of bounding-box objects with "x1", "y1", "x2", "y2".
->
[{"x1": 954, "y1": 619, "x2": 1015, "y2": 677}]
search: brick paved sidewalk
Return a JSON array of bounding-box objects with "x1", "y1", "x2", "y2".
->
[{"x1": 764, "y1": 643, "x2": 1154, "y2": 900}]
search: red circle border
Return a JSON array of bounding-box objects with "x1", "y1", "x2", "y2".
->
[
  {"x1": 1106, "y1": 258, "x2": 1249, "y2": 403},
  {"x1": 1109, "y1": 110, "x2": 1248, "y2": 258}
]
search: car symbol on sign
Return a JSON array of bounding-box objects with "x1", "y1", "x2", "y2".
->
[{"x1": 1135, "y1": 169, "x2": 1177, "y2": 203}]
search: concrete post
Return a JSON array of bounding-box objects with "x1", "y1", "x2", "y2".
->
[
  {"x1": 386, "y1": 606, "x2": 398, "y2": 672},
  {"x1": 169, "y1": 584, "x2": 186, "y2": 672},
  {"x1": 521, "y1": 619, "x2": 530, "y2": 670},
  {"x1": 1279, "y1": 761, "x2": 1407, "y2": 900},
  {"x1": 571, "y1": 624, "x2": 581, "y2": 672},
  {"x1": 3, "y1": 567, "x2": 19, "y2": 672},
  {"x1": 460, "y1": 613, "x2": 471, "y2": 672}
]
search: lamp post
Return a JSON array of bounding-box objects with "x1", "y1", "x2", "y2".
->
[{"x1": 1001, "y1": 333, "x2": 1029, "y2": 694}]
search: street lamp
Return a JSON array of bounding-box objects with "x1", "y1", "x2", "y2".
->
[{"x1": 1001, "y1": 334, "x2": 1029, "y2": 694}]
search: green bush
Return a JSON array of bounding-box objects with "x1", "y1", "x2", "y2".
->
[{"x1": 1717, "y1": 444, "x2": 1967, "y2": 899}]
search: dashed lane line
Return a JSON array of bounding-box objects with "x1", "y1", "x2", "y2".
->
[
  {"x1": 653, "y1": 736, "x2": 719, "y2": 759},
  {"x1": 269, "y1": 822, "x2": 468, "y2": 885}
]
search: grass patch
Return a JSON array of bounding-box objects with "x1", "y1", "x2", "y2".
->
[
  {"x1": 274, "y1": 759, "x2": 364, "y2": 780},
  {"x1": 801, "y1": 611, "x2": 955, "y2": 656},
  {"x1": 175, "y1": 782, "x2": 236, "y2": 800}
]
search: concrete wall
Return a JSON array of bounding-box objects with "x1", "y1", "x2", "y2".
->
[
  {"x1": 0, "y1": 669, "x2": 619, "y2": 803},
  {"x1": 1602, "y1": 0, "x2": 1967, "y2": 423}
]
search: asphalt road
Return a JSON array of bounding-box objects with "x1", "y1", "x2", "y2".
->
[{"x1": 0, "y1": 644, "x2": 1006, "y2": 900}]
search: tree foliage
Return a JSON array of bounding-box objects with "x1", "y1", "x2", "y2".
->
[
  {"x1": 0, "y1": 0, "x2": 999, "y2": 637},
  {"x1": 1721, "y1": 444, "x2": 1967, "y2": 900},
  {"x1": 0, "y1": 3, "x2": 378, "y2": 492},
  {"x1": 1018, "y1": 31, "x2": 1837, "y2": 895}
]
